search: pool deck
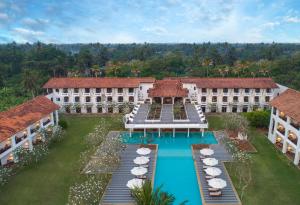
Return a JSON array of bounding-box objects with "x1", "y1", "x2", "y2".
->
[
  {"x1": 192, "y1": 131, "x2": 242, "y2": 205},
  {"x1": 100, "y1": 144, "x2": 157, "y2": 205}
]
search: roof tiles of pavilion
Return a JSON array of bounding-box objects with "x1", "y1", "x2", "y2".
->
[{"x1": 148, "y1": 79, "x2": 188, "y2": 97}]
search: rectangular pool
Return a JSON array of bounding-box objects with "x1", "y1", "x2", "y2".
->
[{"x1": 121, "y1": 131, "x2": 217, "y2": 205}]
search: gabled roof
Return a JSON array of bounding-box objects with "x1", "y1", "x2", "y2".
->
[
  {"x1": 148, "y1": 79, "x2": 188, "y2": 97},
  {"x1": 178, "y1": 77, "x2": 278, "y2": 89},
  {"x1": 270, "y1": 89, "x2": 300, "y2": 123},
  {"x1": 43, "y1": 77, "x2": 155, "y2": 89},
  {"x1": 0, "y1": 96, "x2": 60, "y2": 142}
]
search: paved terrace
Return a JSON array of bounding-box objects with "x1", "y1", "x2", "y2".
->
[
  {"x1": 101, "y1": 144, "x2": 157, "y2": 205},
  {"x1": 192, "y1": 131, "x2": 241, "y2": 205},
  {"x1": 131, "y1": 104, "x2": 202, "y2": 124}
]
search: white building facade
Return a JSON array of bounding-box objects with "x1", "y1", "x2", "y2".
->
[
  {"x1": 44, "y1": 77, "x2": 279, "y2": 114},
  {"x1": 268, "y1": 89, "x2": 300, "y2": 166},
  {"x1": 0, "y1": 96, "x2": 59, "y2": 166}
]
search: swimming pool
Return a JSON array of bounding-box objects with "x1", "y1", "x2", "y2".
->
[{"x1": 121, "y1": 131, "x2": 217, "y2": 205}]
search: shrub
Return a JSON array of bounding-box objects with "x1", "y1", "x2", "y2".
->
[
  {"x1": 223, "y1": 113, "x2": 249, "y2": 134},
  {"x1": 243, "y1": 110, "x2": 271, "y2": 128},
  {"x1": 59, "y1": 119, "x2": 68, "y2": 129},
  {"x1": 0, "y1": 166, "x2": 13, "y2": 186},
  {"x1": 14, "y1": 144, "x2": 49, "y2": 167}
]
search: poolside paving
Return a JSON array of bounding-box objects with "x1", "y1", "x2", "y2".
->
[
  {"x1": 192, "y1": 131, "x2": 241, "y2": 205},
  {"x1": 101, "y1": 144, "x2": 157, "y2": 205}
]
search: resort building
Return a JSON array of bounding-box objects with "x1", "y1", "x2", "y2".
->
[
  {"x1": 43, "y1": 77, "x2": 279, "y2": 114},
  {"x1": 0, "y1": 96, "x2": 60, "y2": 166},
  {"x1": 268, "y1": 89, "x2": 300, "y2": 166}
]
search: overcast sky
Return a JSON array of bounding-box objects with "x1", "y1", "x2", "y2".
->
[{"x1": 0, "y1": 0, "x2": 300, "y2": 43}]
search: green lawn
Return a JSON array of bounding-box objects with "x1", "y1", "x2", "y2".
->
[{"x1": 0, "y1": 115, "x2": 123, "y2": 205}]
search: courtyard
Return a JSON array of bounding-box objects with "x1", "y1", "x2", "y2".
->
[{"x1": 0, "y1": 115, "x2": 300, "y2": 205}]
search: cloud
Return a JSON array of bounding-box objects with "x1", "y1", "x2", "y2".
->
[
  {"x1": 142, "y1": 26, "x2": 168, "y2": 35},
  {"x1": 0, "y1": 12, "x2": 9, "y2": 21},
  {"x1": 12, "y1": 27, "x2": 44, "y2": 42},
  {"x1": 283, "y1": 16, "x2": 300, "y2": 23},
  {"x1": 22, "y1": 17, "x2": 49, "y2": 30},
  {"x1": 261, "y1": 21, "x2": 280, "y2": 29}
]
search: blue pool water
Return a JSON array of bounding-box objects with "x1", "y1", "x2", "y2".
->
[{"x1": 121, "y1": 131, "x2": 217, "y2": 205}]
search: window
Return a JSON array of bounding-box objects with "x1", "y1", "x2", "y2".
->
[
  {"x1": 273, "y1": 107, "x2": 277, "y2": 115},
  {"x1": 265, "y1": 96, "x2": 270, "y2": 102},
  {"x1": 96, "y1": 88, "x2": 101, "y2": 93},
  {"x1": 65, "y1": 106, "x2": 71, "y2": 113},
  {"x1": 233, "y1": 96, "x2": 238, "y2": 102},
  {"x1": 244, "y1": 96, "x2": 249, "y2": 102},
  {"x1": 118, "y1": 96, "x2": 123, "y2": 102},
  {"x1": 194, "y1": 87, "x2": 196, "y2": 90},
  {"x1": 222, "y1": 106, "x2": 227, "y2": 112},
  {"x1": 97, "y1": 107, "x2": 102, "y2": 113},
  {"x1": 255, "y1": 96, "x2": 259, "y2": 102},
  {"x1": 202, "y1": 88, "x2": 207, "y2": 93},
  {"x1": 63, "y1": 88, "x2": 68, "y2": 93},
  {"x1": 232, "y1": 106, "x2": 238, "y2": 113},
  {"x1": 245, "y1": 88, "x2": 250, "y2": 93},
  {"x1": 76, "y1": 107, "x2": 81, "y2": 113},
  {"x1": 86, "y1": 96, "x2": 91, "y2": 102},
  {"x1": 211, "y1": 106, "x2": 217, "y2": 112},
  {"x1": 255, "y1": 88, "x2": 260, "y2": 93},
  {"x1": 266, "y1": 88, "x2": 271, "y2": 93},
  {"x1": 242, "y1": 106, "x2": 248, "y2": 112},
  {"x1": 108, "y1": 107, "x2": 113, "y2": 113},
  {"x1": 85, "y1": 88, "x2": 90, "y2": 93},
  {"x1": 55, "y1": 89, "x2": 59, "y2": 93},
  {"x1": 201, "y1": 106, "x2": 206, "y2": 113},
  {"x1": 96, "y1": 96, "x2": 101, "y2": 102},
  {"x1": 64, "y1": 97, "x2": 69, "y2": 102},
  {"x1": 74, "y1": 88, "x2": 79, "y2": 93},
  {"x1": 75, "y1": 97, "x2": 80, "y2": 102},
  {"x1": 129, "y1": 88, "x2": 134, "y2": 93},
  {"x1": 48, "y1": 88, "x2": 53, "y2": 94},
  {"x1": 223, "y1": 88, "x2": 228, "y2": 93},
  {"x1": 201, "y1": 96, "x2": 206, "y2": 102},
  {"x1": 129, "y1": 96, "x2": 134, "y2": 102},
  {"x1": 212, "y1": 88, "x2": 217, "y2": 93},
  {"x1": 234, "y1": 88, "x2": 239, "y2": 93},
  {"x1": 118, "y1": 88, "x2": 123, "y2": 93},
  {"x1": 56, "y1": 98, "x2": 60, "y2": 102},
  {"x1": 140, "y1": 86, "x2": 142, "y2": 90},
  {"x1": 222, "y1": 96, "x2": 228, "y2": 102},
  {"x1": 107, "y1": 96, "x2": 112, "y2": 102},
  {"x1": 107, "y1": 88, "x2": 112, "y2": 93},
  {"x1": 212, "y1": 96, "x2": 217, "y2": 102},
  {"x1": 86, "y1": 107, "x2": 92, "y2": 113}
]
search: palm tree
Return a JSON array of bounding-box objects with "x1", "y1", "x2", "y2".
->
[{"x1": 131, "y1": 180, "x2": 187, "y2": 205}]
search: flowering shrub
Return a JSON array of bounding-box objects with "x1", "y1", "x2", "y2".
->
[
  {"x1": 0, "y1": 166, "x2": 13, "y2": 186},
  {"x1": 14, "y1": 144, "x2": 49, "y2": 167},
  {"x1": 68, "y1": 175, "x2": 110, "y2": 205}
]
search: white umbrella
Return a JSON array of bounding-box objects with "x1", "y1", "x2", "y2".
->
[
  {"x1": 203, "y1": 158, "x2": 218, "y2": 166},
  {"x1": 126, "y1": 178, "x2": 144, "y2": 189},
  {"x1": 200, "y1": 148, "x2": 214, "y2": 156},
  {"x1": 208, "y1": 178, "x2": 227, "y2": 189},
  {"x1": 134, "y1": 156, "x2": 150, "y2": 165},
  {"x1": 131, "y1": 166, "x2": 148, "y2": 176},
  {"x1": 205, "y1": 167, "x2": 222, "y2": 177},
  {"x1": 137, "y1": 148, "x2": 151, "y2": 155}
]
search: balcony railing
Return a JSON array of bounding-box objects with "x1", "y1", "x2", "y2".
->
[
  {"x1": 15, "y1": 135, "x2": 27, "y2": 144},
  {"x1": 0, "y1": 145, "x2": 11, "y2": 154},
  {"x1": 30, "y1": 126, "x2": 40, "y2": 134},
  {"x1": 279, "y1": 115, "x2": 287, "y2": 121},
  {"x1": 277, "y1": 128, "x2": 285, "y2": 135},
  {"x1": 288, "y1": 136, "x2": 298, "y2": 145},
  {"x1": 43, "y1": 119, "x2": 51, "y2": 126},
  {"x1": 291, "y1": 122, "x2": 300, "y2": 130}
]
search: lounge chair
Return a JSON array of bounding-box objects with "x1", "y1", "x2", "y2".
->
[
  {"x1": 205, "y1": 175, "x2": 214, "y2": 180},
  {"x1": 140, "y1": 164, "x2": 149, "y2": 168},
  {"x1": 203, "y1": 165, "x2": 212, "y2": 169},
  {"x1": 209, "y1": 191, "x2": 222, "y2": 197},
  {"x1": 136, "y1": 175, "x2": 147, "y2": 179},
  {"x1": 208, "y1": 187, "x2": 220, "y2": 192}
]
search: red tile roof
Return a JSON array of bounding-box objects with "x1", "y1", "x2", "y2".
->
[
  {"x1": 43, "y1": 77, "x2": 155, "y2": 88},
  {"x1": 174, "y1": 77, "x2": 278, "y2": 89},
  {"x1": 0, "y1": 96, "x2": 60, "y2": 142},
  {"x1": 148, "y1": 79, "x2": 188, "y2": 97},
  {"x1": 270, "y1": 89, "x2": 300, "y2": 123}
]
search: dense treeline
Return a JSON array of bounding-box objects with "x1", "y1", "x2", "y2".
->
[{"x1": 0, "y1": 42, "x2": 300, "y2": 111}]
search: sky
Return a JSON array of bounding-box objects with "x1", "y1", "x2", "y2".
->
[{"x1": 0, "y1": 0, "x2": 300, "y2": 43}]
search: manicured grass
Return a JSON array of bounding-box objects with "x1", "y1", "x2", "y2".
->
[
  {"x1": 207, "y1": 114, "x2": 226, "y2": 130},
  {"x1": 226, "y1": 129, "x2": 300, "y2": 205},
  {"x1": 0, "y1": 115, "x2": 124, "y2": 205}
]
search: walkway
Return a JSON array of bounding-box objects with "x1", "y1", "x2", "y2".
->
[
  {"x1": 101, "y1": 144, "x2": 157, "y2": 205},
  {"x1": 192, "y1": 131, "x2": 241, "y2": 205},
  {"x1": 161, "y1": 105, "x2": 173, "y2": 123},
  {"x1": 132, "y1": 104, "x2": 150, "y2": 123}
]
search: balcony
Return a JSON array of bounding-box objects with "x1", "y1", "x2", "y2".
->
[
  {"x1": 290, "y1": 121, "x2": 300, "y2": 130},
  {"x1": 279, "y1": 112, "x2": 287, "y2": 121},
  {"x1": 277, "y1": 125, "x2": 285, "y2": 135},
  {"x1": 15, "y1": 135, "x2": 27, "y2": 144},
  {"x1": 0, "y1": 144, "x2": 11, "y2": 154},
  {"x1": 288, "y1": 132, "x2": 298, "y2": 145},
  {"x1": 30, "y1": 126, "x2": 40, "y2": 134},
  {"x1": 43, "y1": 119, "x2": 51, "y2": 126}
]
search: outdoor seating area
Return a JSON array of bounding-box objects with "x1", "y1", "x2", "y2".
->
[
  {"x1": 195, "y1": 105, "x2": 207, "y2": 123},
  {"x1": 101, "y1": 144, "x2": 157, "y2": 205},
  {"x1": 126, "y1": 104, "x2": 140, "y2": 123}
]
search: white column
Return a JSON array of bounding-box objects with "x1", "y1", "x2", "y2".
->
[
  {"x1": 144, "y1": 128, "x2": 146, "y2": 137},
  {"x1": 129, "y1": 129, "x2": 132, "y2": 137},
  {"x1": 11, "y1": 135, "x2": 16, "y2": 148},
  {"x1": 187, "y1": 128, "x2": 190, "y2": 138},
  {"x1": 201, "y1": 129, "x2": 204, "y2": 137},
  {"x1": 282, "y1": 140, "x2": 288, "y2": 153},
  {"x1": 55, "y1": 110, "x2": 59, "y2": 125},
  {"x1": 268, "y1": 107, "x2": 275, "y2": 140},
  {"x1": 294, "y1": 151, "x2": 300, "y2": 165},
  {"x1": 173, "y1": 128, "x2": 175, "y2": 138},
  {"x1": 158, "y1": 128, "x2": 161, "y2": 137},
  {"x1": 28, "y1": 137, "x2": 33, "y2": 151},
  {"x1": 51, "y1": 112, "x2": 55, "y2": 125}
]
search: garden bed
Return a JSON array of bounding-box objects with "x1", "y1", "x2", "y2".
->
[
  {"x1": 173, "y1": 104, "x2": 187, "y2": 120},
  {"x1": 147, "y1": 104, "x2": 161, "y2": 120}
]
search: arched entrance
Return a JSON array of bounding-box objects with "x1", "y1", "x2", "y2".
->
[
  {"x1": 153, "y1": 97, "x2": 162, "y2": 104},
  {"x1": 163, "y1": 97, "x2": 172, "y2": 104},
  {"x1": 174, "y1": 97, "x2": 183, "y2": 104}
]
